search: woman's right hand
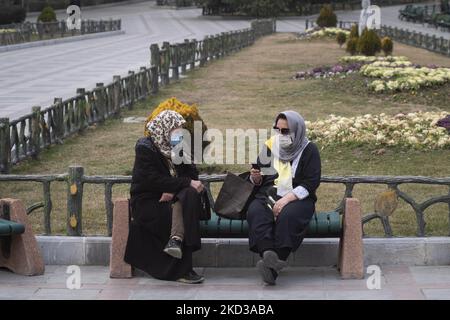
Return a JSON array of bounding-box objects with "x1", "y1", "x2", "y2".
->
[
  {"x1": 250, "y1": 168, "x2": 262, "y2": 185},
  {"x1": 190, "y1": 180, "x2": 204, "y2": 193}
]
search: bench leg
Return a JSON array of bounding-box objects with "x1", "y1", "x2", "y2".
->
[
  {"x1": 338, "y1": 198, "x2": 364, "y2": 279},
  {"x1": 0, "y1": 199, "x2": 45, "y2": 276},
  {"x1": 109, "y1": 198, "x2": 132, "y2": 278}
]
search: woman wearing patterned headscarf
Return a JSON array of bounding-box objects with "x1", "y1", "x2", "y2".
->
[
  {"x1": 124, "y1": 110, "x2": 205, "y2": 284},
  {"x1": 247, "y1": 110, "x2": 321, "y2": 285}
]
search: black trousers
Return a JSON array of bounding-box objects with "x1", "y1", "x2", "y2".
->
[{"x1": 246, "y1": 197, "x2": 315, "y2": 260}]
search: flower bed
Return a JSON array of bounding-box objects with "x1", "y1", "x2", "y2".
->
[
  {"x1": 0, "y1": 29, "x2": 17, "y2": 34},
  {"x1": 341, "y1": 55, "x2": 450, "y2": 92},
  {"x1": 295, "y1": 63, "x2": 362, "y2": 79},
  {"x1": 339, "y1": 55, "x2": 410, "y2": 64},
  {"x1": 363, "y1": 64, "x2": 450, "y2": 92},
  {"x1": 296, "y1": 55, "x2": 450, "y2": 93},
  {"x1": 302, "y1": 27, "x2": 350, "y2": 39},
  {"x1": 306, "y1": 111, "x2": 450, "y2": 149},
  {"x1": 294, "y1": 56, "x2": 408, "y2": 80}
]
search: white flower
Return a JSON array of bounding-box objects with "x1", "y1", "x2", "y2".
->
[{"x1": 307, "y1": 112, "x2": 449, "y2": 149}]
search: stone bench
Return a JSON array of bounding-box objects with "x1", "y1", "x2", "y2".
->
[
  {"x1": 110, "y1": 197, "x2": 364, "y2": 280},
  {"x1": 0, "y1": 199, "x2": 45, "y2": 276}
]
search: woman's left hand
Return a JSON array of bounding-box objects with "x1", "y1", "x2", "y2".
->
[
  {"x1": 159, "y1": 193, "x2": 174, "y2": 202},
  {"x1": 272, "y1": 192, "x2": 297, "y2": 218},
  {"x1": 272, "y1": 197, "x2": 290, "y2": 218}
]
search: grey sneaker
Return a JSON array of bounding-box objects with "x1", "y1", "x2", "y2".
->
[
  {"x1": 163, "y1": 237, "x2": 182, "y2": 259},
  {"x1": 256, "y1": 260, "x2": 277, "y2": 285},
  {"x1": 263, "y1": 250, "x2": 288, "y2": 272}
]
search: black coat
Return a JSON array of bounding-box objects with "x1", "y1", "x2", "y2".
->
[
  {"x1": 124, "y1": 137, "x2": 200, "y2": 280},
  {"x1": 246, "y1": 142, "x2": 322, "y2": 253},
  {"x1": 253, "y1": 142, "x2": 321, "y2": 202}
]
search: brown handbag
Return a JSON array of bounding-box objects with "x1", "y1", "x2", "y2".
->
[{"x1": 214, "y1": 172, "x2": 255, "y2": 220}]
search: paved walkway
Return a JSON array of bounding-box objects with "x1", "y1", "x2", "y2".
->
[
  {"x1": 1, "y1": 265, "x2": 449, "y2": 300},
  {"x1": 0, "y1": 1, "x2": 301, "y2": 120},
  {"x1": 1, "y1": 1, "x2": 448, "y2": 120}
]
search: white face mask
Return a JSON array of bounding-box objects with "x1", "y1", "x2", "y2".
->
[{"x1": 278, "y1": 134, "x2": 293, "y2": 149}]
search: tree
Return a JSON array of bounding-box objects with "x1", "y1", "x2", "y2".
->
[{"x1": 316, "y1": 4, "x2": 337, "y2": 28}]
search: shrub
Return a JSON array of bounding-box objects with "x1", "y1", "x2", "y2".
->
[
  {"x1": 37, "y1": 6, "x2": 57, "y2": 23},
  {"x1": 0, "y1": 5, "x2": 26, "y2": 25},
  {"x1": 349, "y1": 24, "x2": 359, "y2": 39},
  {"x1": 241, "y1": 0, "x2": 286, "y2": 18},
  {"x1": 316, "y1": 4, "x2": 337, "y2": 28},
  {"x1": 357, "y1": 28, "x2": 381, "y2": 56},
  {"x1": 336, "y1": 31, "x2": 347, "y2": 47},
  {"x1": 346, "y1": 37, "x2": 359, "y2": 55},
  {"x1": 144, "y1": 97, "x2": 209, "y2": 151},
  {"x1": 381, "y1": 37, "x2": 394, "y2": 56}
]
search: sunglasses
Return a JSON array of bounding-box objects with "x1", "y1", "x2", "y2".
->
[{"x1": 273, "y1": 127, "x2": 290, "y2": 135}]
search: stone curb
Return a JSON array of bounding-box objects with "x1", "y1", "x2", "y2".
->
[
  {"x1": 0, "y1": 30, "x2": 125, "y2": 53},
  {"x1": 36, "y1": 236, "x2": 450, "y2": 266}
]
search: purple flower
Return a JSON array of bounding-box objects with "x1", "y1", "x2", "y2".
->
[
  {"x1": 331, "y1": 65, "x2": 344, "y2": 73},
  {"x1": 295, "y1": 62, "x2": 363, "y2": 80},
  {"x1": 312, "y1": 67, "x2": 323, "y2": 73},
  {"x1": 436, "y1": 115, "x2": 450, "y2": 133},
  {"x1": 347, "y1": 63, "x2": 362, "y2": 71},
  {"x1": 296, "y1": 71, "x2": 306, "y2": 79}
]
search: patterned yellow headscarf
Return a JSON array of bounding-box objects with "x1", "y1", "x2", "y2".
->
[{"x1": 146, "y1": 110, "x2": 186, "y2": 158}]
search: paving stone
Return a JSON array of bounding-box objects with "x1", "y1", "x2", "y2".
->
[
  {"x1": 31, "y1": 288, "x2": 102, "y2": 300},
  {"x1": 421, "y1": 289, "x2": 450, "y2": 300},
  {"x1": 410, "y1": 266, "x2": 450, "y2": 284}
]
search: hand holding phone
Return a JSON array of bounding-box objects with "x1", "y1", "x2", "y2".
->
[{"x1": 250, "y1": 163, "x2": 262, "y2": 185}]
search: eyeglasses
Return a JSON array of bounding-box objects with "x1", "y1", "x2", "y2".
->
[{"x1": 273, "y1": 127, "x2": 290, "y2": 135}]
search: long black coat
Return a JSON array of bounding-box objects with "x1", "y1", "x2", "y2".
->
[
  {"x1": 246, "y1": 142, "x2": 322, "y2": 253},
  {"x1": 124, "y1": 137, "x2": 200, "y2": 280}
]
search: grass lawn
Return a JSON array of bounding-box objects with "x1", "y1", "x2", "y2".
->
[{"x1": 1, "y1": 33, "x2": 449, "y2": 237}]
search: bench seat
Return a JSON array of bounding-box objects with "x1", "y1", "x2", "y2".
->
[
  {"x1": 200, "y1": 211, "x2": 341, "y2": 238},
  {"x1": 0, "y1": 218, "x2": 25, "y2": 236}
]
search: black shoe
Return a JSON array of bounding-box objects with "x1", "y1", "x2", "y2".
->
[
  {"x1": 176, "y1": 270, "x2": 205, "y2": 284},
  {"x1": 164, "y1": 237, "x2": 182, "y2": 259},
  {"x1": 263, "y1": 250, "x2": 287, "y2": 272},
  {"x1": 256, "y1": 260, "x2": 278, "y2": 285}
]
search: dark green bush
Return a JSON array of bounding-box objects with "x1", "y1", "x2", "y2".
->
[
  {"x1": 349, "y1": 24, "x2": 359, "y2": 39},
  {"x1": 316, "y1": 4, "x2": 337, "y2": 28},
  {"x1": 357, "y1": 28, "x2": 381, "y2": 56},
  {"x1": 37, "y1": 6, "x2": 57, "y2": 23},
  {"x1": 241, "y1": 0, "x2": 286, "y2": 18},
  {"x1": 381, "y1": 36, "x2": 394, "y2": 56},
  {"x1": 0, "y1": 5, "x2": 27, "y2": 25},
  {"x1": 336, "y1": 31, "x2": 347, "y2": 47},
  {"x1": 346, "y1": 37, "x2": 359, "y2": 55}
]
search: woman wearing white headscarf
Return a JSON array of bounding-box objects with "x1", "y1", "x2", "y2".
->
[
  {"x1": 247, "y1": 111, "x2": 321, "y2": 285},
  {"x1": 124, "y1": 110, "x2": 206, "y2": 284}
]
